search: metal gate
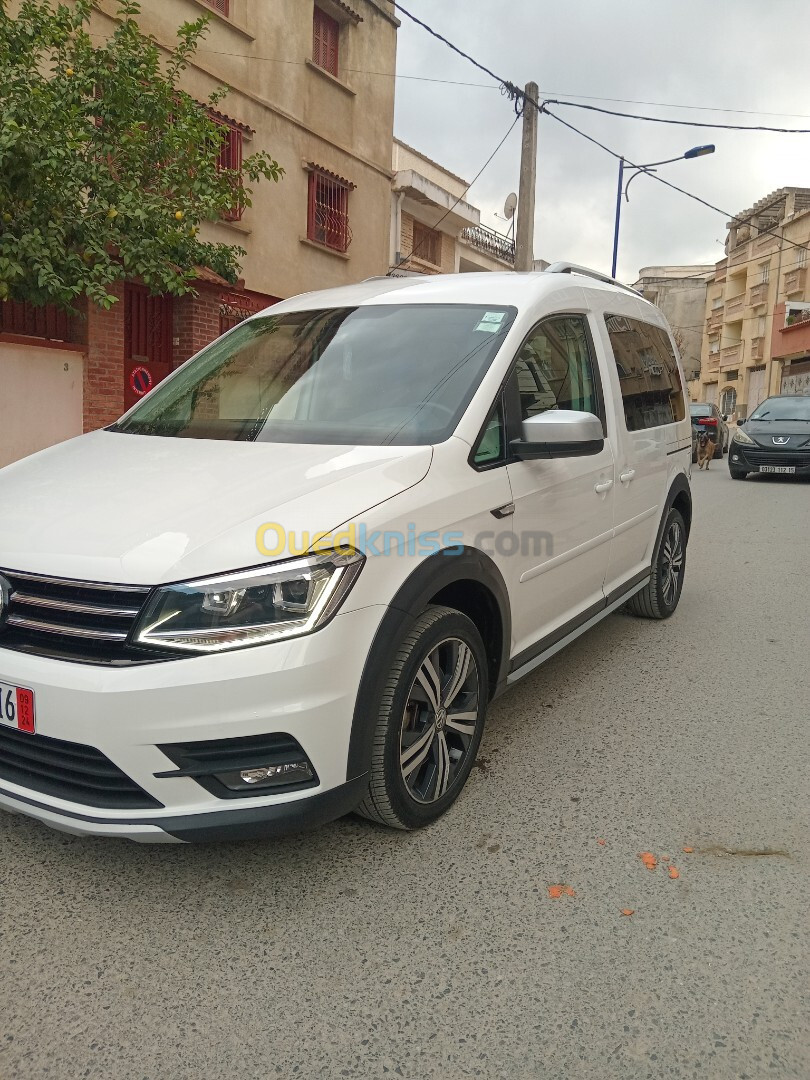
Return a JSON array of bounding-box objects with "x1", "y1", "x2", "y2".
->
[
  {"x1": 124, "y1": 285, "x2": 173, "y2": 411},
  {"x1": 746, "y1": 365, "x2": 768, "y2": 414}
]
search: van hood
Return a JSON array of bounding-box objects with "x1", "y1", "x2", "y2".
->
[{"x1": 0, "y1": 431, "x2": 432, "y2": 584}]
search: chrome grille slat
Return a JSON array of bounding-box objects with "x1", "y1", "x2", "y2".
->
[
  {"x1": 12, "y1": 593, "x2": 142, "y2": 619},
  {"x1": 6, "y1": 616, "x2": 129, "y2": 642},
  {"x1": 0, "y1": 567, "x2": 153, "y2": 661},
  {"x1": 2, "y1": 569, "x2": 150, "y2": 595}
]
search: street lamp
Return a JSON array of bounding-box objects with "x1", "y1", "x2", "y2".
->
[{"x1": 611, "y1": 144, "x2": 715, "y2": 279}]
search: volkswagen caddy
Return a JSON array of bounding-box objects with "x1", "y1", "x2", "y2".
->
[{"x1": 0, "y1": 265, "x2": 692, "y2": 841}]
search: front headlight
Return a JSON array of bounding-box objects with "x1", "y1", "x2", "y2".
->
[
  {"x1": 134, "y1": 549, "x2": 364, "y2": 654},
  {"x1": 733, "y1": 426, "x2": 755, "y2": 445}
]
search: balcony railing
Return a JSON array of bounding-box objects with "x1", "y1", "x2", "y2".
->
[
  {"x1": 784, "y1": 267, "x2": 807, "y2": 296},
  {"x1": 724, "y1": 293, "x2": 746, "y2": 320},
  {"x1": 704, "y1": 353, "x2": 720, "y2": 374},
  {"x1": 750, "y1": 336, "x2": 765, "y2": 361},
  {"x1": 748, "y1": 282, "x2": 769, "y2": 307},
  {"x1": 706, "y1": 309, "x2": 723, "y2": 332},
  {"x1": 459, "y1": 224, "x2": 515, "y2": 266},
  {"x1": 720, "y1": 342, "x2": 743, "y2": 368}
]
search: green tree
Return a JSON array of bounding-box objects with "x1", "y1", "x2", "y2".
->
[{"x1": 0, "y1": 0, "x2": 283, "y2": 309}]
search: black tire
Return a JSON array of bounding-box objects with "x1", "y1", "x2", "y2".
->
[
  {"x1": 729, "y1": 466, "x2": 747, "y2": 480},
  {"x1": 356, "y1": 605, "x2": 488, "y2": 830},
  {"x1": 626, "y1": 508, "x2": 687, "y2": 620}
]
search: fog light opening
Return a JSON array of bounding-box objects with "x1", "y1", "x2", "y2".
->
[{"x1": 236, "y1": 761, "x2": 314, "y2": 788}]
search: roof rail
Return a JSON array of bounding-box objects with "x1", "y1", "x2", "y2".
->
[{"x1": 543, "y1": 262, "x2": 641, "y2": 297}]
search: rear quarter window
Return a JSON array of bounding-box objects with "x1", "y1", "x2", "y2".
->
[{"x1": 604, "y1": 315, "x2": 686, "y2": 432}]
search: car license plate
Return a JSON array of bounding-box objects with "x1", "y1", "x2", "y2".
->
[
  {"x1": 759, "y1": 465, "x2": 795, "y2": 474},
  {"x1": 0, "y1": 680, "x2": 36, "y2": 733}
]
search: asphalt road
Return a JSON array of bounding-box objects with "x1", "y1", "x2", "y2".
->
[{"x1": 1, "y1": 464, "x2": 808, "y2": 1080}]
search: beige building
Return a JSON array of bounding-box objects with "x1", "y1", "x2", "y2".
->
[
  {"x1": 630, "y1": 265, "x2": 713, "y2": 386},
  {"x1": 697, "y1": 187, "x2": 810, "y2": 418},
  {"x1": 1, "y1": 0, "x2": 399, "y2": 462},
  {"x1": 120, "y1": 0, "x2": 400, "y2": 300},
  {"x1": 390, "y1": 140, "x2": 516, "y2": 276}
]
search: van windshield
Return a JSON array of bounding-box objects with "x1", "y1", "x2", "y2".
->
[{"x1": 112, "y1": 304, "x2": 516, "y2": 445}]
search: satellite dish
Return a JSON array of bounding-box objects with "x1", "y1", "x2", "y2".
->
[{"x1": 503, "y1": 192, "x2": 518, "y2": 220}]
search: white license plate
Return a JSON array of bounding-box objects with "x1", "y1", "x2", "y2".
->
[
  {"x1": 0, "y1": 680, "x2": 36, "y2": 733},
  {"x1": 759, "y1": 465, "x2": 795, "y2": 474}
]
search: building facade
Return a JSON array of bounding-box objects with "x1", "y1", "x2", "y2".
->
[
  {"x1": 390, "y1": 140, "x2": 516, "y2": 277},
  {"x1": 0, "y1": 0, "x2": 398, "y2": 464},
  {"x1": 696, "y1": 188, "x2": 810, "y2": 419},
  {"x1": 630, "y1": 265, "x2": 713, "y2": 388}
]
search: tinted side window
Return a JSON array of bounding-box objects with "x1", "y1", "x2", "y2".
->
[
  {"x1": 604, "y1": 315, "x2": 685, "y2": 431},
  {"x1": 513, "y1": 316, "x2": 600, "y2": 421}
]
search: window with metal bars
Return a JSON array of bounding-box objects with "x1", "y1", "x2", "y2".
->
[
  {"x1": 313, "y1": 6, "x2": 340, "y2": 77},
  {"x1": 200, "y1": 0, "x2": 230, "y2": 15},
  {"x1": 412, "y1": 222, "x2": 442, "y2": 268},
  {"x1": 214, "y1": 119, "x2": 244, "y2": 221},
  {"x1": 307, "y1": 170, "x2": 352, "y2": 253}
]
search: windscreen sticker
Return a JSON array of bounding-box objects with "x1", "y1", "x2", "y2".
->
[{"x1": 474, "y1": 311, "x2": 507, "y2": 334}]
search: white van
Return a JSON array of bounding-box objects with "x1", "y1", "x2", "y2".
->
[{"x1": 0, "y1": 265, "x2": 692, "y2": 842}]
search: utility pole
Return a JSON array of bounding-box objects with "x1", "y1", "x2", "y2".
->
[{"x1": 515, "y1": 81, "x2": 538, "y2": 272}]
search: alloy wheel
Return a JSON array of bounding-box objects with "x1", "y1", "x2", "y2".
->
[
  {"x1": 661, "y1": 520, "x2": 684, "y2": 608},
  {"x1": 400, "y1": 637, "x2": 481, "y2": 804}
]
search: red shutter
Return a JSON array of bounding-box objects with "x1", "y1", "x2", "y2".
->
[
  {"x1": 313, "y1": 7, "x2": 339, "y2": 77},
  {"x1": 201, "y1": 0, "x2": 229, "y2": 14}
]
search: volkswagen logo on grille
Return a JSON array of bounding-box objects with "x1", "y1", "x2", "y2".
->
[
  {"x1": 772, "y1": 436, "x2": 791, "y2": 445},
  {"x1": 0, "y1": 575, "x2": 10, "y2": 630}
]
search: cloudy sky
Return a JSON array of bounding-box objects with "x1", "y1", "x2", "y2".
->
[{"x1": 392, "y1": 0, "x2": 810, "y2": 283}]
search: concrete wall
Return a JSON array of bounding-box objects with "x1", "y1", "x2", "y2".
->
[{"x1": 0, "y1": 343, "x2": 84, "y2": 468}]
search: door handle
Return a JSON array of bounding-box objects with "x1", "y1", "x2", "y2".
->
[
  {"x1": 491, "y1": 502, "x2": 515, "y2": 519},
  {"x1": 620, "y1": 469, "x2": 636, "y2": 484},
  {"x1": 594, "y1": 479, "x2": 614, "y2": 494}
]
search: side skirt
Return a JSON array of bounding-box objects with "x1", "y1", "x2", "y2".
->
[{"x1": 505, "y1": 576, "x2": 649, "y2": 688}]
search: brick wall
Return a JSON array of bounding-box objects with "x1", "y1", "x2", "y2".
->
[
  {"x1": 173, "y1": 288, "x2": 222, "y2": 369},
  {"x1": 84, "y1": 283, "x2": 125, "y2": 432}
]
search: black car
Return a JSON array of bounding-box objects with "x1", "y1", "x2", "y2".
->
[
  {"x1": 690, "y1": 402, "x2": 729, "y2": 462},
  {"x1": 729, "y1": 394, "x2": 810, "y2": 480}
]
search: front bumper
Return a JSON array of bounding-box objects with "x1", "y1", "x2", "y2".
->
[
  {"x1": 728, "y1": 443, "x2": 810, "y2": 476},
  {"x1": 0, "y1": 604, "x2": 386, "y2": 842}
]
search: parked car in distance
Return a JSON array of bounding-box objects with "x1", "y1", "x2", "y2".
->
[
  {"x1": 690, "y1": 402, "x2": 728, "y2": 462},
  {"x1": 0, "y1": 263, "x2": 693, "y2": 843},
  {"x1": 728, "y1": 394, "x2": 810, "y2": 479}
]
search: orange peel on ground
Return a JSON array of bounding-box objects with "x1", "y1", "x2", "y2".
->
[
  {"x1": 547, "y1": 884, "x2": 576, "y2": 899},
  {"x1": 668, "y1": 866, "x2": 680, "y2": 879},
  {"x1": 621, "y1": 908, "x2": 635, "y2": 916},
  {"x1": 682, "y1": 847, "x2": 694, "y2": 854},
  {"x1": 639, "y1": 852, "x2": 658, "y2": 871}
]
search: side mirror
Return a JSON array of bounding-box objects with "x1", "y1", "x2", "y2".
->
[
  {"x1": 721, "y1": 414, "x2": 728, "y2": 422},
  {"x1": 511, "y1": 410, "x2": 604, "y2": 460},
  {"x1": 737, "y1": 418, "x2": 745, "y2": 427}
]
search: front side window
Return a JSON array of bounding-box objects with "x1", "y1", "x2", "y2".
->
[
  {"x1": 113, "y1": 304, "x2": 516, "y2": 446},
  {"x1": 605, "y1": 315, "x2": 685, "y2": 431},
  {"x1": 512, "y1": 315, "x2": 601, "y2": 421}
]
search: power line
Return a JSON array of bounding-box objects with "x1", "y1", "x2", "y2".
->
[
  {"x1": 540, "y1": 106, "x2": 810, "y2": 257},
  {"x1": 391, "y1": 2, "x2": 519, "y2": 100},
  {"x1": 390, "y1": 5, "x2": 810, "y2": 262},
  {"x1": 542, "y1": 99, "x2": 810, "y2": 135},
  {"x1": 389, "y1": 111, "x2": 521, "y2": 274}
]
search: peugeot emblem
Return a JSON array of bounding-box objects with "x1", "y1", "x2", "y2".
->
[{"x1": 772, "y1": 436, "x2": 790, "y2": 445}]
